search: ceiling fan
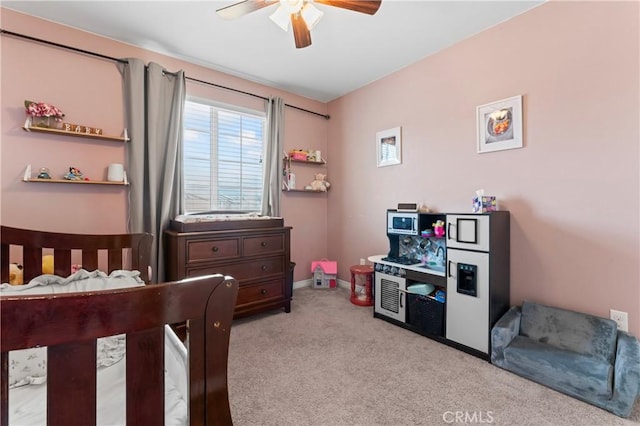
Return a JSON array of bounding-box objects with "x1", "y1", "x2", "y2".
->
[{"x1": 216, "y1": 0, "x2": 382, "y2": 49}]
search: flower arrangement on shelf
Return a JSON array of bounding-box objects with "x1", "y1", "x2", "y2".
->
[{"x1": 24, "y1": 100, "x2": 65, "y2": 129}]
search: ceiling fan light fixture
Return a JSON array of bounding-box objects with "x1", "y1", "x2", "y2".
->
[
  {"x1": 269, "y1": 5, "x2": 291, "y2": 31},
  {"x1": 281, "y1": 0, "x2": 304, "y2": 13},
  {"x1": 217, "y1": 0, "x2": 382, "y2": 49},
  {"x1": 301, "y1": 3, "x2": 323, "y2": 30}
]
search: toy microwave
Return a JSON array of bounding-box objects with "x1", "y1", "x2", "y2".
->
[{"x1": 387, "y1": 210, "x2": 424, "y2": 236}]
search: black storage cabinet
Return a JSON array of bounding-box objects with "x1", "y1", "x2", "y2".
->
[{"x1": 407, "y1": 294, "x2": 445, "y2": 337}]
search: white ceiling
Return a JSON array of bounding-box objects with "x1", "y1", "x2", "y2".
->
[{"x1": 3, "y1": 0, "x2": 544, "y2": 102}]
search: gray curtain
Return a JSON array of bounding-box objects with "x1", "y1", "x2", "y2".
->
[
  {"x1": 119, "y1": 59, "x2": 186, "y2": 282},
  {"x1": 262, "y1": 97, "x2": 284, "y2": 217}
]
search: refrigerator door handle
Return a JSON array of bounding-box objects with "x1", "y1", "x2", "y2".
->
[{"x1": 448, "y1": 260, "x2": 455, "y2": 278}]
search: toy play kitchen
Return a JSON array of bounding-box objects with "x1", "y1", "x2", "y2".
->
[{"x1": 368, "y1": 207, "x2": 510, "y2": 360}]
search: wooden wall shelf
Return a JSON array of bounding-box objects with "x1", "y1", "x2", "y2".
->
[
  {"x1": 283, "y1": 154, "x2": 329, "y2": 193},
  {"x1": 24, "y1": 178, "x2": 128, "y2": 186},
  {"x1": 282, "y1": 188, "x2": 328, "y2": 193},
  {"x1": 22, "y1": 125, "x2": 128, "y2": 142},
  {"x1": 285, "y1": 157, "x2": 326, "y2": 165}
]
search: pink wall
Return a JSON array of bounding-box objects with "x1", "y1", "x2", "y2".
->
[
  {"x1": 0, "y1": 8, "x2": 329, "y2": 282},
  {"x1": 327, "y1": 1, "x2": 640, "y2": 334},
  {"x1": 3, "y1": 3, "x2": 639, "y2": 334}
]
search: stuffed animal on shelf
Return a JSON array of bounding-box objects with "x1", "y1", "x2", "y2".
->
[
  {"x1": 9, "y1": 263, "x2": 23, "y2": 285},
  {"x1": 309, "y1": 173, "x2": 331, "y2": 192}
]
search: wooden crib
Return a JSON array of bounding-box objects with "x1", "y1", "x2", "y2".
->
[{"x1": 0, "y1": 225, "x2": 239, "y2": 425}]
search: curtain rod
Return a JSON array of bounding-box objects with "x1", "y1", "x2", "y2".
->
[{"x1": 0, "y1": 28, "x2": 330, "y2": 120}]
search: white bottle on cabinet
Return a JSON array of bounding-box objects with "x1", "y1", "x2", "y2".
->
[{"x1": 287, "y1": 171, "x2": 296, "y2": 189}]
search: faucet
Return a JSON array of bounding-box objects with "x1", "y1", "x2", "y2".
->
[{"x1": 436, "y1": 246, "x2": 444, "y2": 259}]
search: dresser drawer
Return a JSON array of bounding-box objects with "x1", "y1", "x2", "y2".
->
[
  {"x1": 187, "y1": 255, "x2": 285, "y2": 284},
  {"x1": 243, "y1": 234, "x2": 284, "y2": 257},
  {"x1": 236, "y1": 280, "x2": 284, "y2": 305},
  {"x1": 186, "y1": 238, "x2": 239, "y2": 263}
]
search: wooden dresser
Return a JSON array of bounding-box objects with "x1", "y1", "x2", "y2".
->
[{"x1": 164, "y1": 218, "x2": 292, "y2": 318}]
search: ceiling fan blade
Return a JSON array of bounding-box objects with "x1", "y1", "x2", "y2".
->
[
  {"x1": 314, "y1": 0, "x2": 382, "y2": 15},
  {"x1": 291, "y1": 12, "x2": 312, "y2": 49},
  {"x1": 216, "y1": 0, "x2": 278, "y2": 19}
]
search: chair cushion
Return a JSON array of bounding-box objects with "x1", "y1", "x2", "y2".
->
[
  {"x1": 520, "y1": 301, "x2": 617, "y2": 363},
  {"x1": 504, "y1": 335, "x2": 613, "y2": 400}
]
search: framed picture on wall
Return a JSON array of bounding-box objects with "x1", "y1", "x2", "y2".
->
[
  {"x1": 476, "y1": 95, "x2": 523, "y2": 154},
  {"x1": 376, "y1": 126, "x2": 402, "y2": 167}
]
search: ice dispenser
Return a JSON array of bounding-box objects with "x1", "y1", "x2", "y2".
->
[{"x1": 456, "y1": 263, "x2": 477, "y2": 297}]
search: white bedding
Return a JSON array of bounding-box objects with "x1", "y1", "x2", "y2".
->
[
  {"x1": 2, "y1": 270, "x2": 189, "y2": 425},
  {"x1": 174, "y1": 212, "x2": 279, "y2": 223},
  {"x1": 0, "y1": 269, "x2": 145, "y2": 293}
]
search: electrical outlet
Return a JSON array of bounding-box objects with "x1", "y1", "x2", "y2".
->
[
  {"x1": 359, "y1": 258, "x2": 366, "y2": 265},
  {"x1": 610, "y1": 309, "x2": 628, "y2": 332}
]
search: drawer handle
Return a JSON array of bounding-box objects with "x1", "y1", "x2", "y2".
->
[
  {"x1": 211, "y1": 246, "x2": 219, "y2": 252},
  {"x1": 261, "y1": 289, "x2": 268, "y2": 295},
  {"x1": 261, "y1": 265, "x2": 268, "y2": 271},
  {"x1": 261, "y1": 241, "x2": 267, "y2": 247}
]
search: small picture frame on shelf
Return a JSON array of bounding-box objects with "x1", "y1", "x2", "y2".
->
[{"x1": 376, "y1": 126, "x2": 402, "y2": 167}]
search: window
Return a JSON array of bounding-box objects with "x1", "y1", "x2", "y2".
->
[{"x1": 183, "y1": 100, "x2": 265, "y2": 213}]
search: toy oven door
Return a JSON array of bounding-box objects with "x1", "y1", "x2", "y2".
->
[{"x1": 374, "y1": 272, "x2": 407, "y2": 323}]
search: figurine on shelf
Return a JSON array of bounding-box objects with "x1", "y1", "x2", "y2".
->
[
  {"x1": 433, "y1": 220, "x2": 445, "y2": 238},
  {"x1": 36, "y1": 168, "x2": 51, "y2": 179},
  {"x1": 64, "y1": 166, "x2": 84, "y2": 181}
]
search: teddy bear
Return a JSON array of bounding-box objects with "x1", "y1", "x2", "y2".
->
[
  {"x1": 309, "y1": 173, "x2": 331, "y2": 192},
  {"x1": 9, "y1": 263, "x2": 23, "y2": 285},
  {"x1": 8, "y1": 256, "x2": 48, "y2": 285}
]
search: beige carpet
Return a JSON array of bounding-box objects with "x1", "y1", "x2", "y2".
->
[{"x1": 228, "y1": 287, "x2": 640, "y2": 425}]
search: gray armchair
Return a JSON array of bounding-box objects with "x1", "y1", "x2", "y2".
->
[{"x1": 491, "y1": 301, "x2": 640, "y2": 418}]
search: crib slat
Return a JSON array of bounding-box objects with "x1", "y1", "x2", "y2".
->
[
  {"x1": 53, "y1": 249, "x2": 72, "y2": 277},
  {"x1": 23, "y1": 247, "x2": 42, "y2": 283},
  {"x1": 126, "y1": 328, "x2": 164, "y2": 425},
  {"x1": 108, "y1": 248, "x2": 123, "y2": 272},
  {"x1": 1, "y1": 352, "x2": 8, "y2": 426},
  {"x1": 48, "y1": 341, "x2": 97, "y2": 426},
  {"x1": 0, "y1": 243, "x2": 8, "y2": 283},
  {"x1": 189, "y1": 319, "x2": 206, "y2": 425},
  {"x1": 82, "y1": 249, "x2": 98, "y2": 271}
]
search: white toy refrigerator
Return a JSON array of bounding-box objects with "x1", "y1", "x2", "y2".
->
[{"x1": 445, "y1": 212, "x2": 510, "y2": 357}]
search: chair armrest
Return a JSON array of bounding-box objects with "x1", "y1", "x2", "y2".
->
[
  {"x1": 491, "y1": 306, "x2": 521, "y2": 367},
  {"x1": 611, "y1": 331, "x2": 640, "y2": 417}
]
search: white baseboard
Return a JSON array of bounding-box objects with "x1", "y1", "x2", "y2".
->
[
  {"x1": 293, "y1": 279, "x2": 350, "y2": 290},
  {"x1": 337, "y1": 279, "x2": 350, "y2": 289},
  {"x1": 293, "y1": 279, "x2": 312, "y2": 289}
]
